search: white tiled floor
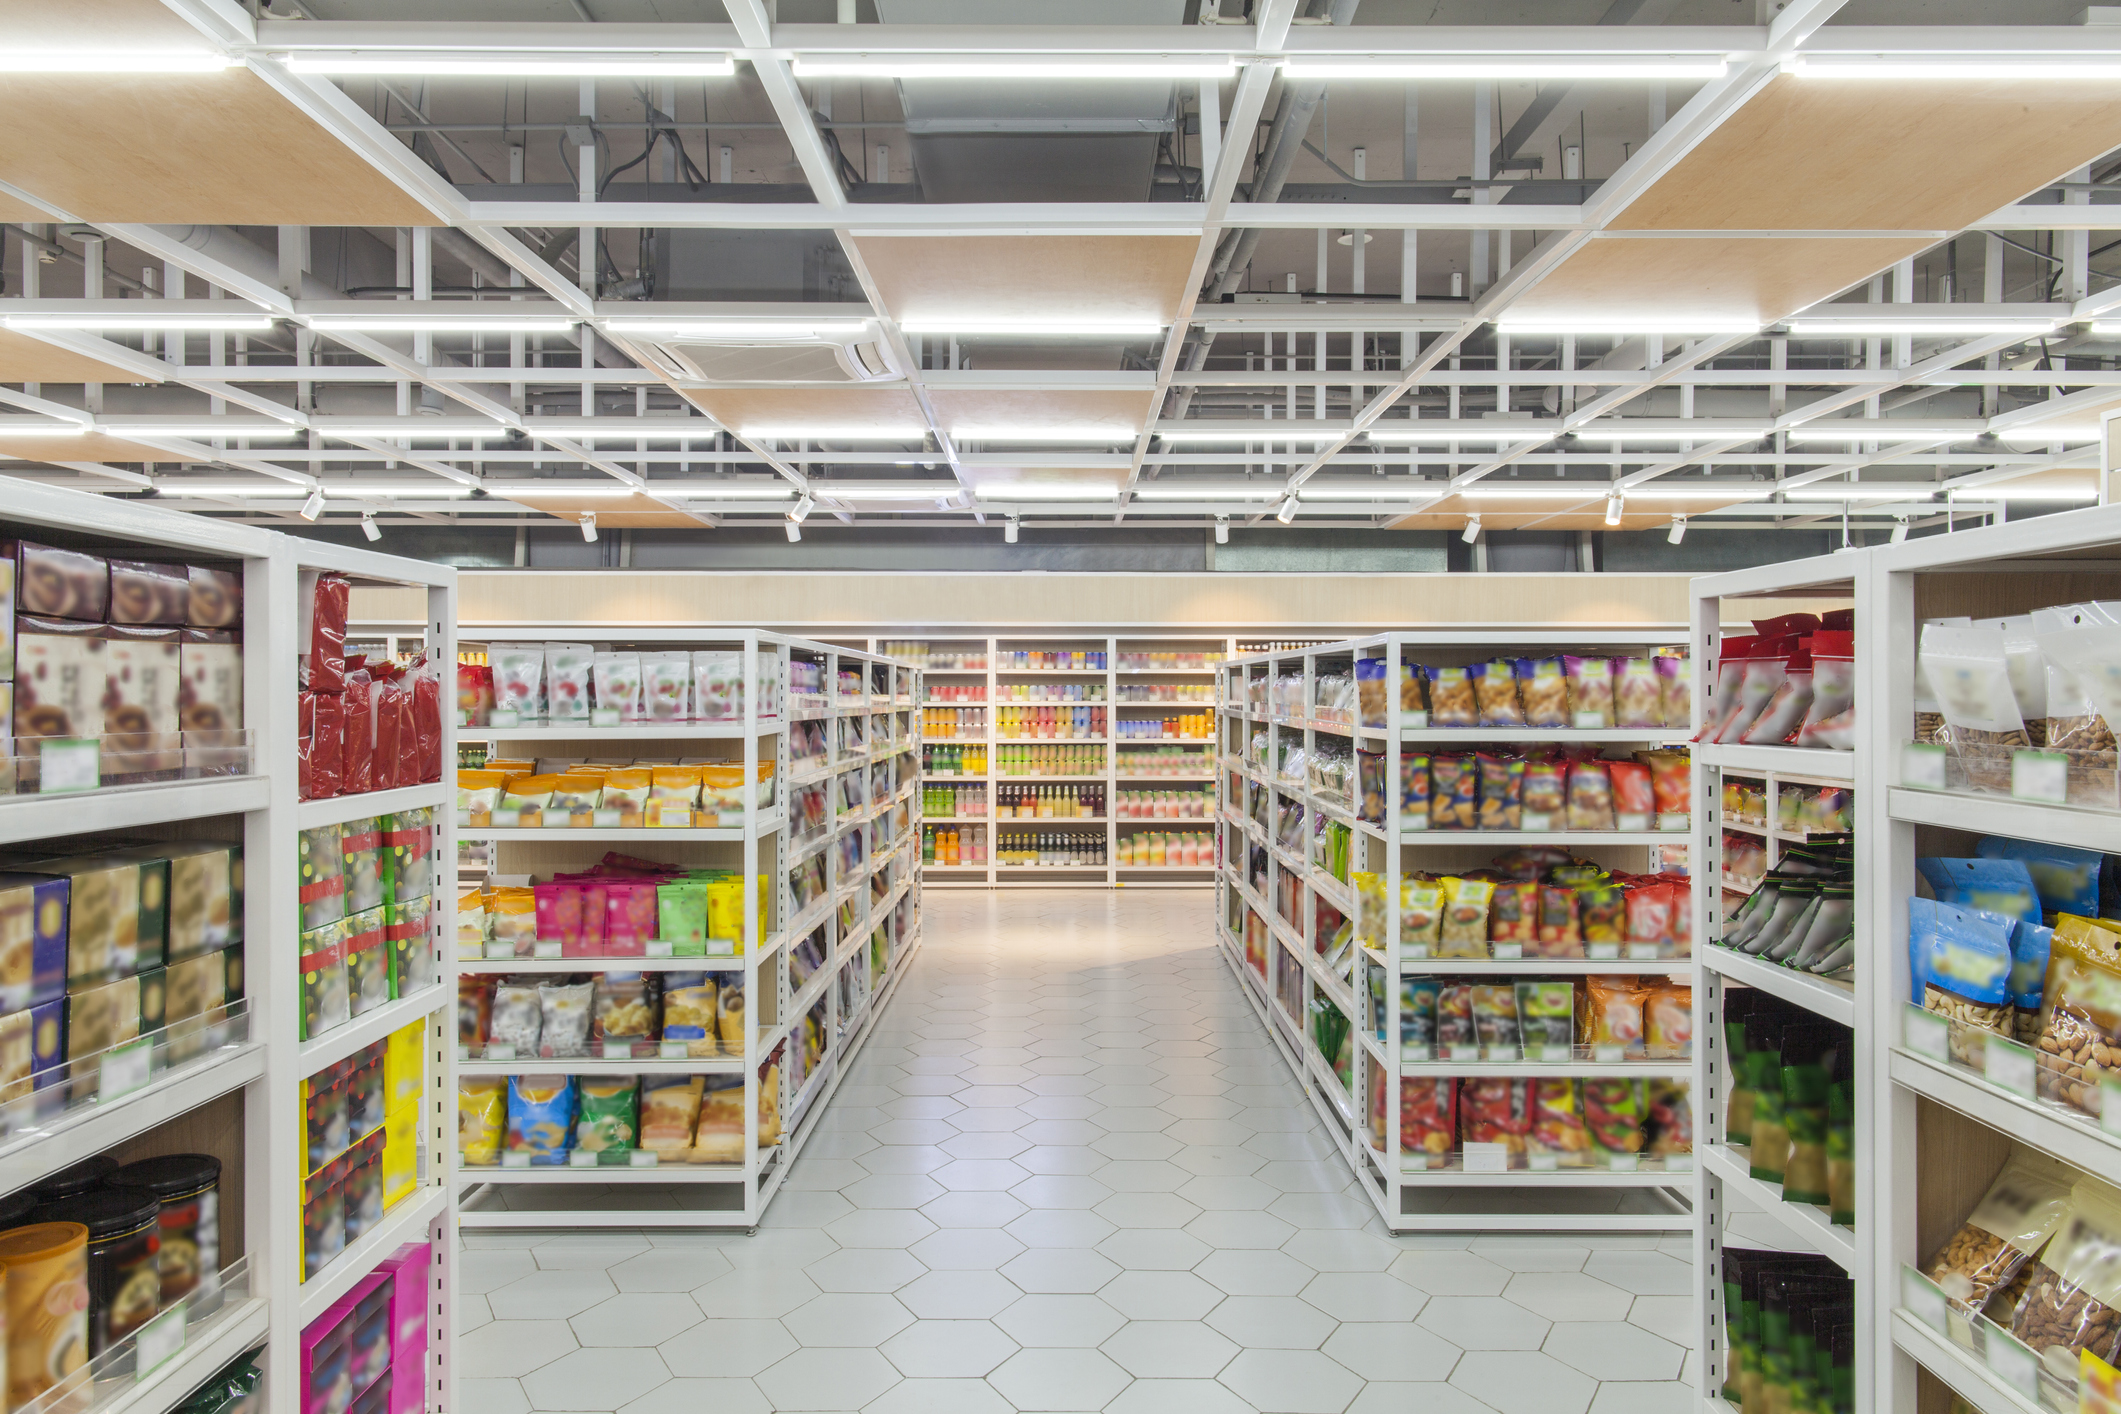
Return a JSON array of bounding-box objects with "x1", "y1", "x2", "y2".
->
[{"x1": 459, "y1": 889, "x2": 1697, "y2": 1414}]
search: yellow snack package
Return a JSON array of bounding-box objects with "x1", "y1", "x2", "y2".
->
[
  {"x1": 458, "y1": 1076, "x2": 505, "y2": 1165},
  {"x1": 649, "y1": 767, "x2": 701, "y2": 828}
]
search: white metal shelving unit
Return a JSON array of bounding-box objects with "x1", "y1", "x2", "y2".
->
[
  {"x1": 0, "y1": 481, "x2": 458, "y2": 1414},
  {"x1": 1858, "y1": 503, "x2": 2121, "y2": 1414},
  {"x1": 1215, "y1": 630, "x2": 1697, "y2": 1234},
  {"x1": 450, "y1": 629, "x2": 921, "y2": 1228},
  {"x1": 1687, "y1": 554, "x2": 1870, "y2": 1414}
]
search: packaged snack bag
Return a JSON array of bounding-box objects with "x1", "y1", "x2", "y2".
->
[
  {"x1": 1400, "y1": 978, "x2": 1438, "y2": 1060},
  {"x1": 1460, "y1": 1078, "x2": 1531, "y2": 1155},
  {"x1": 458, "y1": 1077, "x2": 505, "y2": 1165},
  {"x1": 1528, "y1": 1079, "x2": 1592, "y2": 1167},
  {"x1": 506, "y1": 1075, "x2": 576, "y2": 1164},
  {"x1": 1564, "y1": 656, "x2": 1615, "y2": 729},
  {"x1": 489, "y1": 887, "x2": 537, "y2": 959},
  {"x1": 1426, "y1": 666, "x2": 1477, "y2": 729},
  {"x1": 1400, "y1": 1076, "x2": 1455, "y2": 1164},
  {"x1": 1608, "y1": 760, "x2": 1653, "y2": 831},
  {"x1": 1534, "y1": 885, "x2": 1583, "y2": 958},
  {"x1": 2032, "y1": 916, "x2": 2121, "y2": 1116},
  {"x1": 544, "y1": 644, "x2": 594, "y2": 722},
  {"x1": 1520, "y1": 658, "x2": 1569, "y2": 729},
  {"x1": 641, "y1": 1076, "x2": 704, "y2": 1156},
  {"x1": 1399, "y1": 882, "x2": 1443, "y2": 955},
  {"x1": 1647, "y1": 1079, "x2": 1694, "y2": 1159},
  {"x1": 649, "y1": 767, "x2": 701, "y2": 828},
  {"x1": 458, "y1": 659, "x2": 493, "y2": 728},
  {"x1": 1583, "y1": 1079, "x2": 1647, "y2": 1155},
  {"x1": 693, "y1": 654, "x2": 743, "y2": 722},
  {"x1": 1438, "y1": 878, "x2": 1494, "y2": 959},
  {"x1": 1625, "y1": 883, "x2": 1678, "y2": 957},
  {"x1": 1437, "y1": 983, "x2": 1476, "y2": 1052},
  {"x1": 456, "y1": 769, "x2": 512, "y2": 829},
  {"x1": 538, "y1": 982, "x2": 594, "y2": 1059},
  {"x1": 662, "y1": 977, "x2": 722, "y2": 1057},
  {"x1": 499, "y1": 774, "x2": 559, "y2": 828},
  {"x1": 304, "y1": 572, "x2": 349, "y2": 694},
  {"x1": 1356, "y1": 658, "x2": 1388, "y2": 729},
  {"x1": 1583, "y1": 976, "x2": 1649, "y2": 1058},
  {"x1": 2009, "y1": 1177, "x2": 2121, "y2": 1370},
  {"x1": 1399, "y1": 660, "x2": 1426, "y2": 714},
  {"x1": 1565, "y1": 761, "x2": 1616, "y2": 832},
  {"x1": 1656, "y1": 655, "x2": 1692, "y2": 730},
  {"x1": 1742, "y1": 638, "x2": 1816, "y2": 745},
  {"x1": 1924, "y1": 1149, "x2": 2076, "y2": 1309},
  {"x1": 592, "y1": 651, "x2": 643, "y2": 722},
  {"x1": 1580, "y1": 884, "x2": 1626, "y2": 950},
  {"x1": 1401, "y1": 754, "x2": 1431, "y2": 823},
  {"x1": 1646, "y1": 981, "x2": 1693, "y2": 1057},
  {"x1": 1475, "y1": 660, "x2": 1526, "y2": 728},
  {"x1": 577, "y1": 1076, "x2": 639, "y2": 1153},
  {"x1": 592, "y1": 971, "x2": 659, "y2": 1051},
  {"x1": 1477, "y1": 754, "x2": 1525, "y2": 832},
  {"x1": 643, "y1": 652, "x2": 691, "y2": 721},
  {"x1": 1638, "y1": 750, "x2": 1691, "y2": 823},
  {"x1": 1521, "y1": 759, "x2": 1567, "y2": 823},
  {"x1": 1614, "y1": 658, "x2": 1663, "y2": 730},
  {"x1": 1430, "y1": 755, "x2": 1476, "y2": 831},
  {"x1": 1515, "y1": 981, "x2": 1576, "y2": 1056},
  {"x1": 489, "y1": 982, "x2": 542, "y2": 1054},
  {"x1": 1471, "y1": 984, "x2": 1523, "y2": 1058},
  {"x1": 488, "y1": 643, "x2": 545, "y2": 719},
  {"x1": 1490, "y1": 881, "x2": 1538, "y2": 947},
  {"x1": 1796, "y1": 631, "x2": 1855, "y2": 748}
]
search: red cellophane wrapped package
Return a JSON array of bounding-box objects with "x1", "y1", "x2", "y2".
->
[
  {"x1": 1459, "y1": 1077, "x2": 1531, "y2": 1157},
  {"x1": 341, "y1": 666, "x2": 374, "y2": 796},
  {"x1": 311, "y1": 690, "x2": 344, "y2": 798},
  {"x1": 392, "y1": 686, "x2": 418, "y2": 790},
  {"x1": 456, "y1": 661, "x2": 491, "y2": 729},
  {"x1": 412, "y1": 657, "x2": 443, "y2": 783},
  {"x1": 305, "y1": 572, "x2": 350, "y2": 694},
  {"x1": 1400, "y1": 1077, "x2": 1456, "y2": 1165},
  {"x1": 373, "y1": 679, "x2": 406, "y2": 790},
  {"x1": 298, "y1": 690, "x2": 315, "y2": 800}
]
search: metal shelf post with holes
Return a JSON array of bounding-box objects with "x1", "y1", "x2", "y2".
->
[
  {"x1": 452, "y1": 629, "x2": 921, "y2": 1228},
  {"x1": 866, "y1": 634, "x2": 1227, "y2": 888},
  {"x1": 0, "y1": 478, "x2": 457, "y2": 1414},
  {"x1": 1215, "y1": 631, "x2": 1696, "y2": 1235},
  {"x1": 1687, "y1": 555, "x2": 1870, "y2": 1414},
  {"x1": 1858, "y1": 503, "x2": 2121, "y2": 1414}
]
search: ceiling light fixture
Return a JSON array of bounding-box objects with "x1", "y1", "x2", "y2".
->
[
  {"x1": 1784, "y1": 317, "x2": 2056, "y2": 337},
  {"x1": 1605, "y1": 493, "x2": 1624, "y2": 526},
  {"x1": 1891, "y1": 517, "x2": 1911, "y2": 543},
  {"x1": 791, "y1": 54, "x2": 1238, "y2": 80},
  {"x1": 1784, "y1": 426, "x2": 1975, "y2": 442},
  {"x1": 97, "y1": 424, "x2": 304, "y2": 440},
  {"x1": 0, "y1": 51, "x2": 241, "y2": 73},
  {"x1": 1667, "y1": 516, "x2": 1687, "y2": 545},
  {"x1": 482, "y1": 484, "x2": 646, "y2": 499},
  {"x1": 280, "y1": 50, "x2": 737, "y2": 77},
  {"x1": 950, "y1": 426, "x2": 1136, "y2": 444},
  {"x1": 1293, "y1": 484, "x2": 1452, "y2": 501},
  {"x1": 307, "y1": 316, "x2": 578, "y2": 334},
  {"x1": 1996, "y1": 426, "x2": 2103, "y2": 442},
  {"x1": 1494, "y1": 316, "x2": 1762, "y2": 336},
  {"x1": 739, "y1": 426, "x2": 929, "y2": 442},
  {"x1": 1215, "y1": 515, "x2": 1229, "y2": 545},
  {"x1": 0, "y1": 422, "x2": 87, "y2": 437},
  {"x1": 1129, "y1": 484, "x2": 1286, "y2": 502},
  {"x1": 1004, "y1": 517, "x2": 1019, "y2": 544},
  {"x1": 580, "y1": 512, "x2": 597, "y2": 542},
  {"x1": 1961, "y1": 485, "x2": 2100, "y2": 502},
  {"x1": 1275, "y1": 494, "x2": 1299, "y2": 524},
  {"x1": 1449, "y1": 484, "x2": 1758, "y2": 501},
  {"x1": 1781, "y1": 486, "x2": 1937, "y2": 502},
  {"x1": 1154, "y1": 430, "x2": 1343, "y2": 444},
  {"x1": 972, "y1": 485, "x2": 1123, "y2": 502},
  {"x1": 600, "y1": 319, "x2": 874, "y2": 338},
  {"x1": 300, "y1": 488, "x2": 326, "y2": 521},
  {"x1": 1280, "y1": 56, "x2": 1729, "y2": 81},
  {"x1": 1572, "y1": 423, "x2": 1773, "y2": 441},
  {"x1": 790, "y1": 493, "x2": 815, "y2": 524},
  {"x1": 899, "y1": 320, "x2": 1165, "y2": 339},
  {"x1": 785, "y1": 520, "x2": 802, "y2": 543},
  {"x1": 360, "y1": 512, "x2": 381, "y2": 542},
  {"x1": 318, "y1": 424, "x2": 512, "y2": 441},
  {"x1": 1462, "y1": 515, "x2": 1482, "y2": 544},
  {"x1": 154, "y1": 482, "x2": 473, "y2": 498},
  {"x1": 5, "y1": 313, "x2": 272, "y2": 332}
]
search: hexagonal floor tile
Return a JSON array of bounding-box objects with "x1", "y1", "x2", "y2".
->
[
  {"x1": 753, "y1": 1348, "x2": 902, "y2": 1411},
  {"x1": 878, "y1": 1319, "x2": 1021, "y2": 1378},
  {"x1": 1100, "y1": 1270, "x2": 1224, "y2": 1322},
  {"x1": 1543, "y1": 1320, "x2": 1686, "y2": 1382},
  {"x1": 986, "y1": 1347, "x2": 1132, "y2": 1412},
  {"x1": 1322, "y1": 1320, "x2": 1464, "y2": 1382},
  {"x1": 1101, "y1": 1320, "x2": 1241, "y2": 1378},
  {"x1": 1449, "y1": 1350, "x2": 1597, "y2": 1414},
  {"x1": 993, "y1": 1293, "x2": 1129, "y2": 1349},
  {"x1": 1217, "y1": 1348, "x2": 1365, "y2": 1414},
  {"x1": 1204, "y1": 1295, "x2": 1339, "y2": 1351}
]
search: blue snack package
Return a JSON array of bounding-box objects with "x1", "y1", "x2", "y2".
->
[
  {"x1": 506, "y1": 1074, "x2": 578, "y2": 1165},
  {"x1": 1976, "y1": 837, "x2": 2102, "y2": 919},
  {"x1": 2009, "y1": 919, "x2": 2055, "y2": 1011},
  {"x1": 1917, "y1": 857, "x2": 2040, "y2": 922},
  {"x1": 1907, "y1": 897, "x2": 1937, "y2": 1004},
  {"x1": 1912, "y1": 900, "x2": 2012, "y2": 1008}
]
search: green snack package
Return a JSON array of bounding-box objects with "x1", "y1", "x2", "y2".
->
[
  {"x1": 657, "y1": 880, "x2": 708, "y2": 952},
  {"x1": 380, "y1": 807, "x2": 436, "y2": 906},
  {"x1": 1513, "y1": 981, "x2": 1576, "y2": 1055},
  {"x1": 577, "y1": 1075, "x2": 639, "y2": 1153},
  {"x1": 298, "y1": 823, "x2": 346, "y2": 931}
]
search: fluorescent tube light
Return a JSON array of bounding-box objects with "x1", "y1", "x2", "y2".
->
[
  {"x1": 281, "y1": 50, "x2": 736, "y2": 77},
  {"x1": 1130, "y1": 485, "x2": 1295, "y2": 502},
  {"x1": 1784, "y1": 426, "x2": 1974, "y2": 441},
  {"x1": 950, "y1": 427, "x2": 1136, "y2": 444},
  {"x1": 0, "y1": 422, "x2": 86, "y2": 437},
  {"x1": 319, "y1": 424, "x2": 511, "y2": 441},
  {"x1": 1997, "y1": 425, "x2": 2103, "y2": 442},
  {"x1": 308, "y1": 316, "x2": 578, "y2": 334},
  {"x1": 1784, "y1": 318, "x2": 2056, "y2": 337},
  {"x1": 1494, "y1": 316, "x2": 1761, "y2": 335},
  {"x1": 483, "y1": 484, "x2": 649, "y2": 499},
  {"x1": 98, "y1": 425, "x2": 304, "y2": 440},
  {"x1": 1294, "y1": 484, "x2": 1448, "y2": 501},
  {"x1": 154, "y1": 484, "x2": 309, "y2": 497},
  {"x1": 1281, "y1": 57, "x2": 1729, "y2": 81},
  {"x1": 791, "y1": 55, "x2": 1238, "y2": 80},
  {"x1": 161, "y1": 482, "x2": 472, "y2": 498},
  {"x1": 6, "y1": 313, "x2": 272, "y2": 332},
  {"x1": 2087, "y1": 324, "x2": 2121, "y2": 337},
  {"x1": 1782, "y1": 486, "x2": 1937, "y2": 501},
  {"x1": 0, "y1": 51, "x2": 240, "y2": 73},
  {"x1": 1573, "y1": 424, "x2": 1772, "y2": 442},
  {"x1": 900, "y1": 320, "x2": 1165, "y2": 338},
  {"x1": 973, "y1": 485, "x2": 1121, "y2": 502},
  {"x1": 601, "y1": 319, "x2": 874, "y2": 338},
  {"x1": 1793, "y1": 56, "x2": 2121, "y2": 80},
  {"x1": 1447, "y1": 484, "x2": 1765, "y2": 501},
  {"x1": 1957, "y1": 485, "x2": 2099, "y2": 502},
  {"x1": 1155, "y1": 430, "x2": 1342, "y2": 443},
  {"x1": 739, "y1": 426, "x2": 929, "y2": 442},
  {"x1": 1361, "y1": 425, "x2": 1551, "y2": 443}
]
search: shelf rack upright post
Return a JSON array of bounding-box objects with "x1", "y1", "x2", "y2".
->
[{"x1": 1686, "y1": 555, "x2": 1872, "y2": 1414}]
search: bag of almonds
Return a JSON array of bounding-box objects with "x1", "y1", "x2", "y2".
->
[
  {"x1": 2034, "y1": 917, "x2": 2121, "y2": 1118},
  {"x1": 2011, "y1": 1178, "x2": 2121, "y2": 1374},
  {"x1": 1924, "y1": 1149, "x2": 2076, "y2": 1312}
]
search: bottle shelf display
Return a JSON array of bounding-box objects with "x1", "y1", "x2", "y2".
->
[
  {"x1": 450, "y1": 631, "x2": 921, "y2": 1228},
  {"x1": 860, "y1": 637, "x2": 1229, "y2": 888},
  {"x1": 0, "y1": 480, "x2": 458, "y2": 1414},
  {"x1": 1217, "y1": 632, "x2": 1699, "y2": 1235}
]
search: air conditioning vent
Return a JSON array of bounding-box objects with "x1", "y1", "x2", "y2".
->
[{"x1": 648, "y1": 337, "x2": 901, "y2": 384}]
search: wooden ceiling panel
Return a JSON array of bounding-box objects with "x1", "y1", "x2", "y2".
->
[
  {"x1": 927, "y1": 389, "x2": 1155, "y2": 440},
  {"x1": 680, "y1": 386, "x2": 929, "y2": 439},
  {"x1": 0, "y1": 69, "x2": 438, "y2": 225},
  {"x1": 0, "y1": 433, "x2": 188, "y2": 465},
  {"x1": 1507, "y1": 235, "x2": 1932, "y2": 328},
  {"x1": 1613, "y1": 74, "x2": 2121, "y2": 233},
  {"x1": 501, "y1": 492, "x2": 703, "y2": 528},
  {"x1": 0, "y1": 330, "x2": 157, "y2": 384},
  {"x1": 851, "y1": 235, "x2": 1200, "y2": 324}
]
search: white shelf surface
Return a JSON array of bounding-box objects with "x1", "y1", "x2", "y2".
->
[
  {"x1": 0, "y1": 775, "x2": 268, "y2": 848},
  {"x1": 460, "y1": 1162, "x2": 748, "y2": 1184},
  {"x1": 1699, "y1": 1143, "x2": 1855, "y2": 1272},
  {"x1": 298, "y1": 1185, "x2": 449, "y2": 1326},
  {"x1": 1694, "y1": 742, "x2": 1854, "y2": 781},
  {"x1": 458, "y1": 1055, "x2": 746, "y2": 1076},
  {"x1": 107, "y1": 1295, "x2": 271, "y2": 1414},
  {"x1": 460, "y1": 823, "x2": 772, "y2": 842},
  {"x1": 300, "y1": 985, "x2": 449, "y2": 1077},
  {"x1": 1888, "y1": 786, "x2": 2121, "y2": 853},
  {"x1": 1890, "y1": 1311, "x2": 2043, "y2": 1414},
  {"x1": 1399, "y1": 830, "x2": 1683, "y2": 846},
  {"x1": 1397, "y1": 1164, "x2": 1694, "y2": 1187},
  {"x1": 1702, "y1": 945, "x2": 1856, "y2": 1027},
  {"x1": 459, "y1": 955, "x2": 748, "y2": 974},
  {"x1": 0, "y1": 1042, "x2": 265, "y2": 1197},
  {"x1": 1399, "y1": 727, "x2": 1691, "y2": 743},
  {"x1": 461, "y1": 721, "x2": 776, "y2": 741},
  {"x1": 298, "y1": 781, "x2": 449, "y2": 831},
  {"x1": 1890, "y1": 1046, "x2": 2121, "y2": 1177}
]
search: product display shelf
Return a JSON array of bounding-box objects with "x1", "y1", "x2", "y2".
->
[
  {"x1": 1859, "y1": 503, "x2": 2121, "y2": 1414},
  {"x1": 1688, "y1": 553, "x2": 1868, "y2": 1414},
  {"x1": 279, "y1": 537, "x2": 459, "y2": 1414},
  {"x1": 1219, "y1": 630, "x2": 1696, "y2": 1235},
  {"x1": 451, "y1": 634, "x2": 920, "y2": 1230},
  {"x1": 868, "y1": 634, "x2": 1229, "y2": 888}
]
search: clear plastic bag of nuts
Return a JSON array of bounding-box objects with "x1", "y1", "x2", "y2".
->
[
  {"x1": 2034, "y1": 919, "x2": 2121, "y2": 1118},
  {"x1": 1924, "y1": 1150, "x2": 2075, "y2": 1316},
  {"x1": 2010, "y1": 1179, "x2": 2121, "y2": 1374}
]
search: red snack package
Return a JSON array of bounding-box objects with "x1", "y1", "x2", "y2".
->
[
  {"x1": 1400, "y1": 1076, "x2": 1456, "y2": 1166},
  {"x1": 1607, "y1": 759, "x2": 1653, "y2": 830},
  {"x1": 373, "y1": 681, "x2": 405, "y2": 791},
  {"x1": 304, "y1": 573, "x2": 351, "y2": 694},
  {"x1": 311, "y1": 690, "x2": 344, "y2": 799},
  {"x1": 342, "y1": 668, "x2": 374, "y2": 797},
  {"x1": 1625, "y1": 883, "x2": 1676, "y2": 957},
  {"x1": 1460, "y1": 1078, "x2": 1531, "y2": 1155},
  {"x1": 457, "y1": 661, "x2": 490, "y2": 729},
  {"x1": 1640, "y1": 750, "x2": 1691, "y2": 818},
  {"x1": 1490, "y1": 881, "x2": 1538, "y2": 946},
  {"x1": 1533, "y1": 885, "x2": 1584, "y2": 958},
  {"x1": 1528, "y1": 1079, "x2": 1593, "y2": 1167},
  {"x1": 298, "y1": 690, "x2": 315, "y2": 800},
  {"x1": 412, "y1": 661, "x2": 443, "y2": 783},
  {"x1": 392, "y1": 688, "x2": 419, "y2": 789}
]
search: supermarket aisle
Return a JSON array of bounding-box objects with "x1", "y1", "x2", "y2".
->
[{"x1": 458, "y1": 890, "x2": 1694, "y2": 1414}]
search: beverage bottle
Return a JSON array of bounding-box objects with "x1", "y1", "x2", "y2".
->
[{"x1": 923, "y1": 825, "x2": 936, "y2": 864}]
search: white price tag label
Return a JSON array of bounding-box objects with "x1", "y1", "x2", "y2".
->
[
  {"x1": 484, "y1": 941, "x2": 516, "y2": 960},
  {"x1": 38, "y1": 739, "x2": 99, "y2": 794},
  {"x1": 2012, "y1": 750, "x2": 2069, "y2": 804},
  {"x1": 1539, "y1": 1044, "x2": 1571, "y2": 1065},
  {"x1": 1626, "y1": 943, "x2": 1664, "y2": 961},
  {"x1": 646, "y1": 939, "x2": 674, "y2": 959},
  {"x1": 1519, "y1": 813, "x2": 1553, "y2": 832},
  {"x1": 602, "y1": 1040, "x2": 633, "y2": 1060},
  {"x1": 133, "y1": 1305, "x2": 185, "y2": 1379},
  {"x1": 591, "y1": 708, "x2": 621, "y2": 728},
  {"x1": 1526, "y1": 1152, "x2": 1558, "y2": 1171},
  {"x1": 1902, "y1": 1265, "x2": 1949, "y2": 1332},
  {"x1": 501, "y1": 1151, "x2": 531, "y2": 1168},
  {"x1": 98, "y1": 1038, "x2": 151, "y2": 1102},
  {"x1": 1485, "y1": 1045, "x2": 1524, "y2": 1064},
  {"x1": 705, "y1": 938, "x2": 736, "y2": 958},
  {"x1": 1462, "y1": 1142, "x2": 1507, "y2": 1173},
  {"x1": 1658, "y1": 812, "x2": 1691, "y2": 832},
  {"x1": 1401, "y1": 944, "x2": 1430, "y2": 960},
  {"x1": 1615, "y1": 813, "x2": 1651, "y2": 833},
  {"x1": 1401, "y1": 1045, "x2": 1432, "y2": 1063},
  {"x1": 1588, "y1": 942, "x2": 1621, "y2": 961},
  {"x1": 1902, "y1": 741, "x2": 1948, "y2": 791},
  {"x1": 1664, "y1": 1154, "x2": 1694, "y2": 1174},
  {"x1": 490, "y1": 809, "x2": 521, "y2": 829},
  {"x1": 1491, "y1": 944, "x2": 1523, "y2": 961},
  {"x1": 2102, "y1": 1080, "x2": 2121, "y2": 1137},
  {"x1": 1607, "y1": 1152, "x2": 1641, "y2": 1173},
  {"x1": 659, "y1": 1040, "x2": 689, "y2": 1059},
  {"x1": 1593, "y1": 1043, "x2": 1626, "y2": 1064},
  {"x1": 1985, "y1": 1035, "x2": 2038, "y2": 1100},
  {"x1": 484, "y1": 1042, "x2": 517, "y2": 1061},
  {"x1": 1985, "y1": 1326, "x2": 2042, "y2": 1397},
  {"x1": 592, "y1": 809, "x2": 621, "y2": 829},
  {"x1": 629, "y1": 1150, "x2": 659, "y2": 1168},
  {"x1": 1573, "y1": 711, "x2": 1608, "y2": 730},
  {"x1": 1904, "y1": 1005, "x2": 1951, "y2": 1064},
  {"x1": 533, "y1": 941, "x2": 563, "y2": 961},
  {"x1": 1404, "y1": 711, "x2": 1429, "y2": 729},
  {"x1": 569, "y1": 1149, "x2": 599, "y2": 1168},
  {"x1": 489, "y1": 709, "x2": 520, "y2": 728},
  {"x1": 1445, "y1": 1043, "x2": 1481, "y2": 1062}
]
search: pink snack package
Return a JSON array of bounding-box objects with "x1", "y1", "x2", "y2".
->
[
  {"x1": 302, "y1": 1272, "x2": 387, "y2": 1414},
  {"x1": 534, "y1": 882, "x2": 585, "y2": 956},
  {"x1": 374, "y1": 1242, "x2": 432, "y2": 1414},
  {"x1": 602, "y1": 881, "x2": 659, "y2": 956},
  {"x1": 1694, "y1": 634, "x2": 1754, "y2": 742}
]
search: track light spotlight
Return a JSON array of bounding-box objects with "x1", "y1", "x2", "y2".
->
[
  {"x1": 786, "y1": 519, "x2": 802, "y2": 542},
  {"x1": 1275, "y1": 494, "x2": 1298, "y2": 524},
  {"x1": 1605, "y1": 492, "x2": 1624, "y2": 527},
  {"x1": 791, "y1": 493, "x2": 814, "y2": 523},
  {"x1": 299, "y1": 487, "x2": 325, "y2": 521},
  {"x1": 1891, "y1": 517, "x2": 1910, "y2": 544},
  {"x1": 1461, "y1": 515, "x2": 1481, "y2": 544},
  {"x1": 1215, "y1": 515, "x2": 1229, "y2": 545},
  {"x1": 360, "y1": 511, "x2": 381, "y2": 542},
  {"x1": 580, "y1": 512, "x2": 597, "y2": 542},
  {"x1": 1666, "y1": 515, "x2": 1686, "y2": 545},
  {"x1": 1004, "y1": 517, "x2": 1019, "y2": 544}
]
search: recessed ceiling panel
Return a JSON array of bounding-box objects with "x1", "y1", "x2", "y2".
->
[
  {"x1": 0, "y1": 433, "x2": 196, "y2": 465},
  {"x1": 0, "y1": 330, "x2": 160, "y2": 384},
  {"x1": 1612, "y1": 74, "x2": 2121, "y2": 233},
  {"x1": 852, "y1": 235, "x2": 1200, "y2": 326},
  {"x1": 680, "y1": 386, "x2": 930, "y2": 441},
  {"x1": 501, "y1": 491, "x2": 705, "y2": 528},
  {"x1": 1505, "y1": 235, "x2": 1932, "y2": 328},
  {"x1": 927, "y1": 389, "x2": 1155, "y2": 442}
]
